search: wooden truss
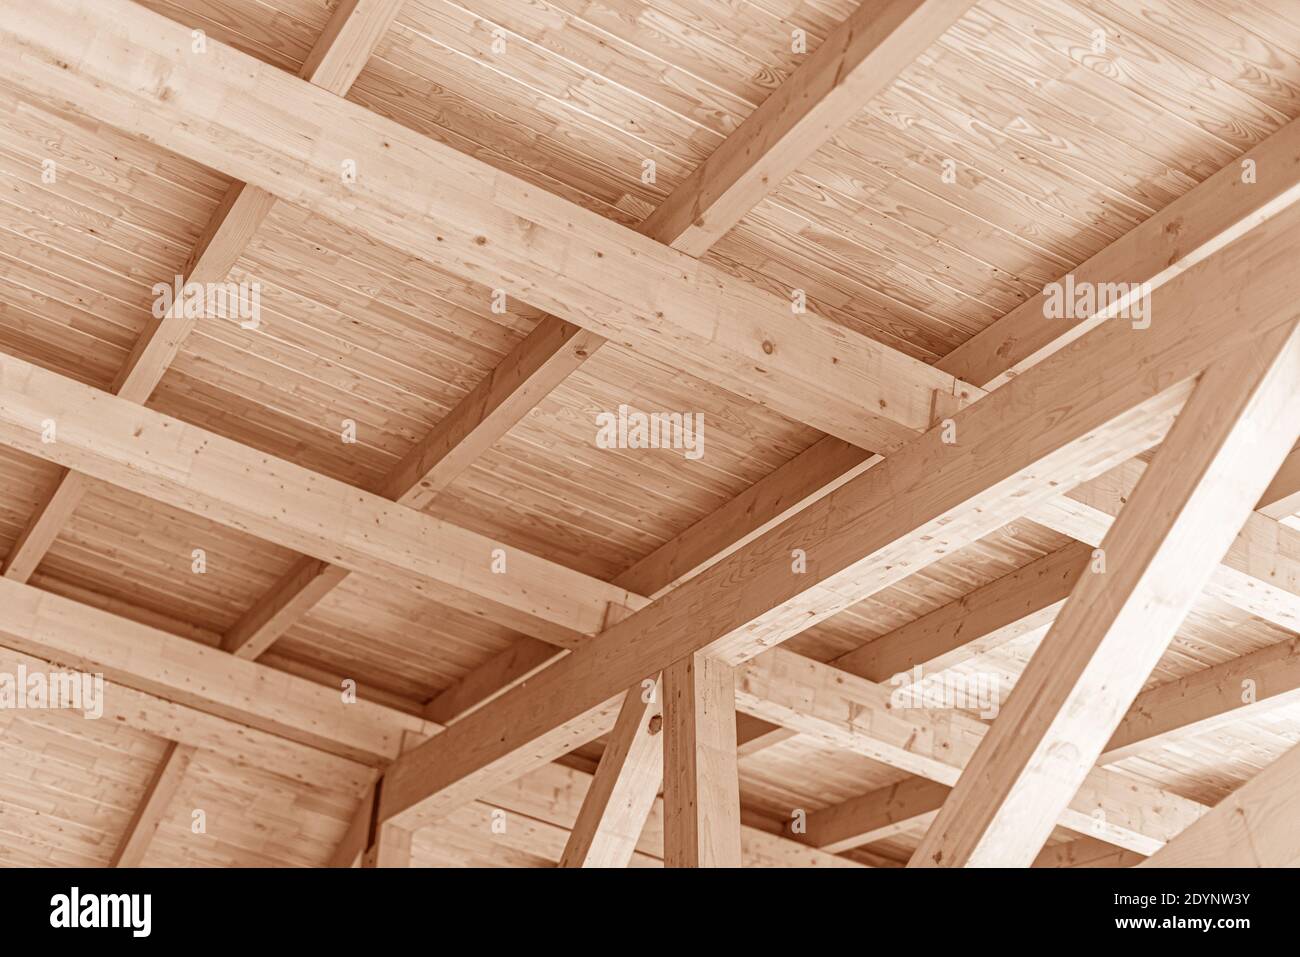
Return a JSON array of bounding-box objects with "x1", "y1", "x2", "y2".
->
[{"x1": 1, "y1": 0, "x2": 1299, "y2": 868}]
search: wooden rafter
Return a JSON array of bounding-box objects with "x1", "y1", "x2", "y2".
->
[
  {"x1": 108, "y1": 742, "x2": 196, "y2": 868},
  {"x1": 0, "y1": 574, "x2": 434, "y2": 764},
  {"x1": 636, "y1": 0, "x2": 977, "y2": 255},
  {"x1": 912, "y1": 320, "x2": 1300, "y2": 867}
]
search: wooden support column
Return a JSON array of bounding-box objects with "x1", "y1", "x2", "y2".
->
[{"x1": 663, "y1": 653, "x2": 742, "y2": 867}]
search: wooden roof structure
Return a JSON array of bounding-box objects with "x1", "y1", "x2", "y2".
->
[{"x1": 0, "y1": 0, "x2": 1299, "y2": 869}]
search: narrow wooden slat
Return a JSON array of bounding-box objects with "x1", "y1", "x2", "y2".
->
[{"x1": 109, "y1": 742, "x2": 196, "y2": 868}]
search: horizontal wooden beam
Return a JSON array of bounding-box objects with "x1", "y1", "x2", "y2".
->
[
  {"x1": 0, "y1": 350, "x2": 641, "y2": 647},
  {"x1": 800, "y1": 778, "x2": 950, "y2": 853},
  {"x1": 0, "y1": 575, "x2": 432, "y2": 765},
  {"x1": 0, "y1": 644, "x2": 375, "y2": 794}
]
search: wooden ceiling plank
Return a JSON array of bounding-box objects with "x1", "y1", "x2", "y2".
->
[
  {"x1": 1138, "y1": 741, "x2": 1300, "y2": 868},
  {"x1": 0, "y1": 0, "x2": 404, "y2": 582},
  {"x1": 663, "y1": 653, "x2": 742, "y2": 867},
  {"x1": 376, "y1": 203, "x2": 1300, "y2": 830},
  {"x1": 0, "y1": 0, "x2": 979, "y2": 452},
  {"x1": 108, "y1": 742, "x2": 196, "y2": 868},
  {"x1": 637, "y1": 0, "x2": 978, "y2": 256},
  {"x1": 911, "y1": 320, "x2": 1300, "y2": 867}
]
